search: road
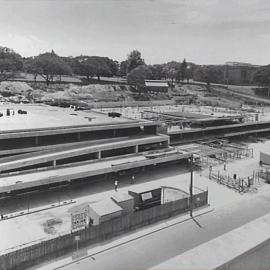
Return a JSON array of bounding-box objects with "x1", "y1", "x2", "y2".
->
[{"x1": 57, "y1": 191, "x2": 270, "y2": 270}]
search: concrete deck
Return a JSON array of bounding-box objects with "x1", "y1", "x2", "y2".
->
[
  {"x1": 0, "y1": 135, "x2": 169, "y2": 172},
  {"x1": 0, "y1": 152, "x2": 190, "y2": 193}
]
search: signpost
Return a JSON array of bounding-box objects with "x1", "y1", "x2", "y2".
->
[
  {"x1": 71, "y1": 207, "x2": 89, "y2": 260},
  {"x1": 71, "y1": 207, "x2": 89, "y2": 232},
  {"x1": 71, "y1": 210, "x2": 88, "y2": 232},
  {"x1": 72, "y1": 235, "x2": 87, "y2": 260}
]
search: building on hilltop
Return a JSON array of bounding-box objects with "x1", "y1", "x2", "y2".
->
[{"x1": 224, "y1": 61, "x2": 260, "y2": 85}]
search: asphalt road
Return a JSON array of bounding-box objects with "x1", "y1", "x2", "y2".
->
[{"x1": 58, "y1": 191, "x2": 270, "y2": 270}]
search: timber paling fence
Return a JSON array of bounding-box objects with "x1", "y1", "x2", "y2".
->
[{"x1": 0, "y1": 191, "x2": 208, "y2": 270}]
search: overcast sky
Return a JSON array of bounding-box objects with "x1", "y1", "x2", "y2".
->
[{"x1": 0, "y1": 0, "x2": 269, "y2": 65}]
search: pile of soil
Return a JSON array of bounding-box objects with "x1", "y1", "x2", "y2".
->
[{"x1": 0, "y1": 81, "x2": 33, "y2": 96}]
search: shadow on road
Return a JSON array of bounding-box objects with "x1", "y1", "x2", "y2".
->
[{"x1": 192, "y1": 217, "x2": 203, "y2": 228}]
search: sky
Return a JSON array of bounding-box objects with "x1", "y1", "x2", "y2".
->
[{"x1": 0, "y1": 0, "x2": 270, "y2": 65}]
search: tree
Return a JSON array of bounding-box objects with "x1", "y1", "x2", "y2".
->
[
  {"x1": 253, "y1": 65, "x2": 270, "y2": 87},
  {"x1": 126, "y1": 50, "x2": 145, "y2": 73},
  {"x1": 119, "y1": 60, "x2": 128, "y2": 76},
  {"x1": 148, "y1": 64, "x2": 166, "y2": 80},
  {"x1": 0, "y1": 46, "x2": 23, "y2": 81},
  {"x1": 23, "y1": 57, "x2": 41, "y2": 82},
  {"x1": 181, "y1": 58, "x2": 187, "y2": 81},
  {"x1": 73, "y1": 56, "x2": 117, "y2": 82},
  {"x1": 193, "y1": 65, "x2": 223, "y2": 84},
  {"x1": 162, "y1": 61, "x2": 181, "y2": 82},
  {"x1": 127, "y1": 65, "x2": 152, "y2": 87},
  {"x1": 30, "y1": 51, "x2": 72, "y2": 85}
]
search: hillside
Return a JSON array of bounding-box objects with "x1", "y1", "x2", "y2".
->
[{"x1": 0, "y1": 80, "x2": 263, "y2": 108}]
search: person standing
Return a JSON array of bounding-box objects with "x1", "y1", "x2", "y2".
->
[
  {"x1": 223, "y1": 162, "x2": 227, "y2": 171},
  {"x1": 209, "y1": 165, "x2": 212, "y2": 179},
  {"x1": 114, "y1": 180, "x2": 118, "y2": 191},
  {"x1": 131, "y1": 175, "x2": 135, "y2": 184}
]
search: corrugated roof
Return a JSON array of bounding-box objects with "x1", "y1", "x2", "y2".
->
[
  {"x1": 89, "y1": 199, "x2": 122, "y2": 216},
  {"x1": 145, "y1": 80, "x2": 168, "y2": 87}
]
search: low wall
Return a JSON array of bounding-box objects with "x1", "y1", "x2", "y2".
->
[
  {"x1": 89, "y1": 100, "x2": 176, "y2": 108},
  {"x1": 0, "y1": 191, "x2": 208, "y2": 270}
]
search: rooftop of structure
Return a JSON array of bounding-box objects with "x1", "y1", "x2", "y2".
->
[
  {"x1": 128, "y1": 184, "x2": 201, "y2": 195},
  {"x1": 111, "y1": 192, "x2": 134, "y2": 202},
  {"x1": 89, "y1": 199, "x2": 122, "y2": 216},
  {"x1": 0, "y1": 104, "x2": 152, "y2": 132},
  {"x1": 145, "y1": 80, "x2": 169, "y2": 87}
]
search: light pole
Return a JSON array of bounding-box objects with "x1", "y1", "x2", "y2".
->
[{"x1": 189, "y1": 154, "x2": 194, "y2": 217}]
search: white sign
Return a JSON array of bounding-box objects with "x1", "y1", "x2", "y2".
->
[
  {"x1": 71, "y1": 211, "x2": 88, "y2": 231},
  {"x1": 141, "y1": 192, "x2": 152, "y2": 201}
]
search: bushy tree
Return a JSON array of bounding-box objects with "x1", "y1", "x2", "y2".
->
[
  {"x1": 193, "y1": 65, "x2": 224, "y2": 84},
  {"x1": 162, "y1": 61, "x2": 182, "y2": 82},
  {"x1": 119, "y1": 60, "x2": 128, "y2": 76},
  {"x1": 148, "y1": 64, "x2": 166, "y2": 80},
  {"x1": 181, "y1": 58, "x2": 187, "y2": 81},
  {"x1": 23, "y1": 56, "x2": 41, "y2": 82},
  {"x1": 0, "y1": 46, "x2": 23, "y2": 80},
  {"x1": 127, "y1": 65, "x2": 152, "y2": 86},
  {"x1": 29, "y1": 51, "x2": 72, "y2": 85},
  {"x1": 252, "y1": 65, "x2": 270, "y2": 87},
  {"x1": 73, "y1": 56, "x2": 118, "y2": 82},
  {"x1": 126, "y1": 50, "x2": 145, "y2": 73}
]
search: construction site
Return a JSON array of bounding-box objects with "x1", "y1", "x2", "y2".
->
[{"x1": 1, "y1": 98, "x2": 270, "y2": 270}]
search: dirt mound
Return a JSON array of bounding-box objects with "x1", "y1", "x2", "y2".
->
[
  {"x1": 37, "y1": 83, "x2": 134, "y2": 102},
  {"x1": 0, "y1": 81, "x2": 33, "y2": 94}
]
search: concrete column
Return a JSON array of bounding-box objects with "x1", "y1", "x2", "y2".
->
[
  {"x1": 163, "y1": 140, "x2": 169, "y2": 148},
  {"x1": 113, "y1": 129, "x2": 116, "y2": 137},
  {"x1": 53, "y1": 160, "x2": 56, "y2": 167},
  {"x1": 35, "y1": 136, "x2": 39, "y2": 146},
  {"x1": 77, "y1": 132, "x2": 81, "y2": 141},
  {"x1": 96, "y1": 151, "x2": 101, "y2": 160},
  {"x1": 134, "y1": 145, "x2": 139, "y2": 153}
]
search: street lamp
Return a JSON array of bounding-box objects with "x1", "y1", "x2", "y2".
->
[{"x1": 188, "y1": 154, "x2": 194, "y2": 217}]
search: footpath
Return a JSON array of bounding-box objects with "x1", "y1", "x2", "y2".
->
[{"x1": 150, "y1": 212, "x2": 270, "y2": 270}]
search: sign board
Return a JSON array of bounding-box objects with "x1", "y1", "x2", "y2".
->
[
  {"x1": 141, "y1": 192, "x2": 152, "y2": 201},
  {"x1": 71, "y1": 210, "x2": 88, "y2": 231}
]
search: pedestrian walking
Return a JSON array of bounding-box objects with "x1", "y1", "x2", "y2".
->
[
  {"x1": 131, "y1": 175, "x2": 135, "y2": 184},
  {"x1": 114, "y1": 180, "x2": 118, "y2": 191},
  {"x1": 209, "y1": 165, "x2": 212, "y2": 179}
]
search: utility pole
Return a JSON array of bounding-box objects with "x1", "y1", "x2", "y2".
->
[{"x1": 189, "y1": 154, "x2": 194, "y2": 217}]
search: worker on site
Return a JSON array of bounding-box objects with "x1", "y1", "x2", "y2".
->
[
  {"x1": 223, "y1": 162, "x2": 227, "y2": 171},
  {"x1": 131, "y1": 175, "x2": 135, "y2": 184},
  {"x1": 209, "y1": 165, "x2": 212, "y2": 179},
  {"x1": 114, "y1": 180, "x2": 118, "y2": 191}
]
